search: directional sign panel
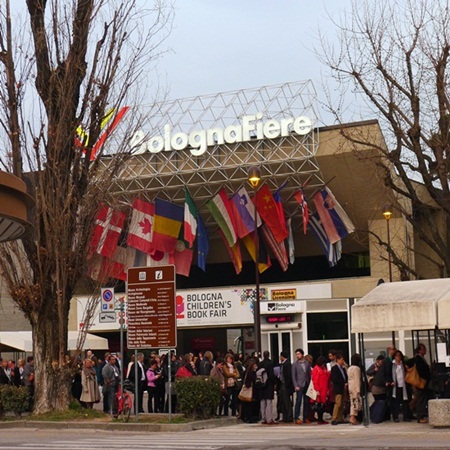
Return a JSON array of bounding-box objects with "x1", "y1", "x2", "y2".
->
[
  {"x1": 99, "y1": 312, "x2": 117, "y2": 323},
  {"x1": 126, "y1": 265, "x2": 176, "y2": 349}
]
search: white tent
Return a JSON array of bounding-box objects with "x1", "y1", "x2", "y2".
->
[
  {"x1": 0, "y1": 331, "x2": 108, "y2": 352},
  {"x1": 351, "y1": 278, "x2": 450, "y2": 333}
]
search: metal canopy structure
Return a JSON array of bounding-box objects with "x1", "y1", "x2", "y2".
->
[
  {"x1": 351, "y1": 279, "x2": 450, "y2": 333},
  {"x1": 103, "y1": 81, "x2": 325, "y2": 231}
]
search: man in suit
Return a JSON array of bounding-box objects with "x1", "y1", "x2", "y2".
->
[
  {"x1": 0, "y1": 358, "x2": 11, "y2": 385},
  {"x1": 278, "y1": 351, "x2": 294, "y2": 423},
  {"x1": 292, "y1": 348, "x2": 312, "y2": 425},
  {"x1": 102, "y1": 354, "x2": 119, "y2": 415},
  {"x1": 128, "y1": 352, "x2": 147, "y2": 413},
  {"x1": 330, "y1": 353, "x2": 348, "y2": 425}
]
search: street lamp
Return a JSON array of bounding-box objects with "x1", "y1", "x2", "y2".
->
[
  {"x1": 382, "y1": 203, "x2": 395, "y2": 346},
  {"x1": 248, "y1": 166, "x2": 261, "y2": 355}
]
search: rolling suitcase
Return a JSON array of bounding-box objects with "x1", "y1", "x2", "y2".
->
[{"x1": 370, "y1": 399, "x2": 386, "y2": 423}]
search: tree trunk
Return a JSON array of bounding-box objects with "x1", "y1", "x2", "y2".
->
[{"x1": 32, "y1": 300, "x2": 72, "y2": 413}]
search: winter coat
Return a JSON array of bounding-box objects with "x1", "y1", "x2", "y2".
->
[
  {"x1": 258, "y1": 358, "x2": 276, "y2": 400},
  {"x1": 311, "y1": 365, "x2": 330, "y2": 404},
  {"x1": 80, "y1": 367, "x2": 100, "y2": 403}
]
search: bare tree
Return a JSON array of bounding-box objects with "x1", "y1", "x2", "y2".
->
[
  {"x1": 319, "y1": 0, "x2": 450, "y2": 278},
  {"x1": 0, "y1": 0, "x2": 173, "y2": 412}
]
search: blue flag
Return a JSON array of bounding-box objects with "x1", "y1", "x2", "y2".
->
[
  {"x1": 308, "y1": 212, "x2": 342, "y2": 267},
  {"x1": 197, "y1": 214, "x2": 209, "y2": 272}
]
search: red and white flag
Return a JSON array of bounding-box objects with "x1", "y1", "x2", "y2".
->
[
  {"x1": 90, "y1": 206, "x2": 125, "y2": 258},
  {"x1": 147, "y1": 251, "x2": 173, "y2": 267},
  {"x1": 127, "y1": 198, "x2": 154, "y2": 254}
]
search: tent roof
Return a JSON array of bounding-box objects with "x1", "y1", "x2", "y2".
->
[
  {"x1": 351, "y1": 279, "x2": 450, "y2": 333},
  {"x1": 0, "y1": 331, "x2": 108, "y2": 352}
]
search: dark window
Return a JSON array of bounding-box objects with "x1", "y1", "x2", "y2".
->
[{"x1": 307, "y1": 312, "x2": 348, "y2": 341}]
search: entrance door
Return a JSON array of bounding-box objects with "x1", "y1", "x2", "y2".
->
[{"x1": 268, "y1": 331, "x2": 292, "y2": 363}]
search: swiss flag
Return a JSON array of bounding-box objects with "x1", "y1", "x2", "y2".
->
[
  {"x1": 90, "y1": 206, "x2": 126, "y2": 258},
  {"x1": 127, "y1": 198, "x2": 154, "y2": 253}
]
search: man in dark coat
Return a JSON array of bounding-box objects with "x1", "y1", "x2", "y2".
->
[
  {"x1": 278, "y1": 351, "x2": 294, "y2": 423},
  {"x1": 258, "y1": 350, "x2": 277, "y2": 424},
  {"x1": 330, "y1": 353, "x2": 348, "y2": 425},
  {"x1": 414, "y1": 343, "x2": 431, "y2": 423}
]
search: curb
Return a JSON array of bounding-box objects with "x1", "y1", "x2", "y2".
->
[{"x1": 0, "y1": 416, "x2": 239, "y2": 431}]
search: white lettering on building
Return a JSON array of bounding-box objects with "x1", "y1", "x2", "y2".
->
[{"x1": 129, "y1": 113, "x2": 312, "y2": 156}]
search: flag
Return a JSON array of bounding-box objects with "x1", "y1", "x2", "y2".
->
[
  {"x1": 286, "y1": 218, "x2": 295, "y2": 264},
  {"x1": 231, "y1": 187, "x2": 260, "y2": 238},
  {"x1": 273, "y1": 184, "x2": 289, "y2": 241},
  {"x1": 218, "y1": 229, "x2": 242, "y2": 275},
  {"x1": 261, "y1": 224, "x2": 288, "y2": 272},
  {"x1": 197, "y1": 214, "x2": 209, "y2": 272},
  {"x1": 308, "y1": 212, "x2": 342, "y2": 267},
  {"x1": 294, "y1": 189, "x2": 309, "y2": 235},
  {"x1": 109, "y1": 246, "x2": 136, "y2": 281},
  {"x1": 153, "y1": 197, "x2": 184, "y2": 253},
  {"x1": 184, "y1": 189, "x2": 198, "y2": 248},
  {"x1": 127, "y1": 198, "x2": 154, "y2": 253},
  {"x1": 313, "y1": 187, "x2": 355, "y2": 244},
  {"x1": 88, "y1": 254, "x2": 109, "y2": 283},
  {"x1": 90, "y1": 205, "x2": 126, "y2": 258},
  {"x1": 241, "y1": 230, "x2": 272, "y2": 273},
  {"x1": 147, "y1": 250, "x2": 172, "y2": 266},
  {"x1": 206, "y1": 188, "x2": 237, "y2": 247},
  {"x1": 173, "y1": 235, "x2": 194, "y2": 277},
  {"x1": 255, "y1": 184, "x2": 288, "y2": 242}
]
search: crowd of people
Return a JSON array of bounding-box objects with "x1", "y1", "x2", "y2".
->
[
  {"x1": 72, "y1": 341, "x2": 441, "y2": 425},
  {"x1": 0, "y1": 356, "x2": 35, "y2": 410},
  {"x1": 1, "y1": 342, "x2": 441, "y2": 424}
]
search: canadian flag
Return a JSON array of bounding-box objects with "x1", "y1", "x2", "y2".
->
[
  {"x1": 127, "y1": 198, "x2": 154, "y2": 253},
  {"x1": 90, "y1": 206, "x2": 126, "y2": 258}
]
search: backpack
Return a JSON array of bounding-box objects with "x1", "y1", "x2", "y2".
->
[{"x1": 255, "y1": 368, "x2": 268, "y2": 388}]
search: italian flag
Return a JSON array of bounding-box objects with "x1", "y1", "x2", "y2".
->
[{"x1": 184, "y1": 189, "x2": 198, "y2": 248}]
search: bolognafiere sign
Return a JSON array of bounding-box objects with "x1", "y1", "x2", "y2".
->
[{"x1": 126, "y1": 265, "x2": 176, "y2": 349}]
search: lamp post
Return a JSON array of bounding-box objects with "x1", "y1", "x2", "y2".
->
[
  {"x1": 248, "y1": 166, "x2": 261, "y2": 356},
  {"x1": 382, "y1": 204, "x2": 395, "y2": 346}
]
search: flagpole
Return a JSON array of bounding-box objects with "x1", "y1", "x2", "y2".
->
[{"x1": 248, "y1": 166, "x2": 262, "y2": 356}]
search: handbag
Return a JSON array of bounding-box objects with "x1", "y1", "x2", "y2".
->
[
  {"x1": 305, "y1": 380, "x2": 318, "y2": 400},
  {"x1": 238, "y1": 384, "x2": 253, "y2": 402},
  {"x1": 405, "y1": 365, "x2": 426, "y2": 389}
]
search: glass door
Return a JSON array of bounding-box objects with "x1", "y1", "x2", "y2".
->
[{"x1": 268, "y1": 331, "x2": 293, "y2": 363}]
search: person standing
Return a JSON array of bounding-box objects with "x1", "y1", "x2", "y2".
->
[
  {"x1": 223, "y1": 353, "x2": 240, "y2": 416},
  {"x1": 292, "y1": 348, "x2": 311, "y2": 425},
  {"x1": 146, "y1": 358, "x2": 162, "y2": 413},
  {"x1": 347, "y1": 353, "x2": 362, "y2": 425},
  {"x1": 23, "y1": 356, "x2": 35, "y2": 411},
  {"x1": 258, "y1": 350, "x2": 277, "y2": 425},
  {"x1": 14, "y1": 358, "x2": 25, "y2": 387},
  {"x1": 391, "y1": 350, "x2": 411, "y2": 422},
  {"x1": 102, "y1": 354, "x2": 119, "y2": 415},
  {"x1": 80, "y1": 358, "x2": 100, "y2": 408},
  {"x1": 413, "y1": 343, "x2": 431, "y2": 423},
  {"x1": 311, "y1": 356, "x2": 330, "y2": 424},
  {"x1": 279, "y1": 351, "x2": 294, "y2": 423},
  {"x1": 0, "y1": 359, "x2": 11, "y2": 385},
  {"x1": 128, "y1": 352, "x2": 147, "y2": 413},
  {"x1": 330, "y1": 354, "x2": 348, "y2": 425},
  {"x1": 210, "y1": 357, "x2": 227, "y2": 416}
]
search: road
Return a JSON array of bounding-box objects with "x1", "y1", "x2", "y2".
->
[{"x1": 0, "y1": 422, "x2": 448, "y2": 450}]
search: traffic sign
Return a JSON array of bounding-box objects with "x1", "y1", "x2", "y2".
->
[
  {"x1": 101, "y1": 288, "x2": 115, "y2": 311},
  {"x1": 99, "y1": 312, "x2": 116, "y2": 323},
  {"x1": 126, "y1": 265, "x2": 176, "y2": 349}
]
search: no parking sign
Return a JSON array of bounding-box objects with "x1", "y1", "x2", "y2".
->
[{"x1": 101, "y1": 287, "x2": 115, "y2": 311}]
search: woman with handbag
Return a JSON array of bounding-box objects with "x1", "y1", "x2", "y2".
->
[
  {"x1": 347, "y1": 354, "x2": 362, "y2": 425},
  {"x1": 239, "y1": 358, "x2": 259, "y2": 423},
  {"x1": 311, "y1": 356, "x2": 330, "y2": 424},
  {"x1": 210, "y1": 357, "x2": 228, "y2": 416},
  {"x1": 391, "y1": 350, "x2": 411, "y2": 422},
  {"x1": 223, "y1": 353, "x2": 240, "y2": 416}
]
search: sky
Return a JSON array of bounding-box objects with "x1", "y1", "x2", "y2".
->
[{"x1": 154, "y1": 0, "x2": 356, "y2": 125}]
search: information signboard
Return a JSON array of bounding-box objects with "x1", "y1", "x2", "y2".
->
[{"x1": 126, "y1": 265, "x2": 176, "y2": 349}]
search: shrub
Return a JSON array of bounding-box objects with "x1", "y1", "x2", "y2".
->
[
  {"x1": 0, "y1": 385, "x2": 30, "y2": 417},
  {"x1": 175, "y1": 376, "x2": 221, "y2": 419}
]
